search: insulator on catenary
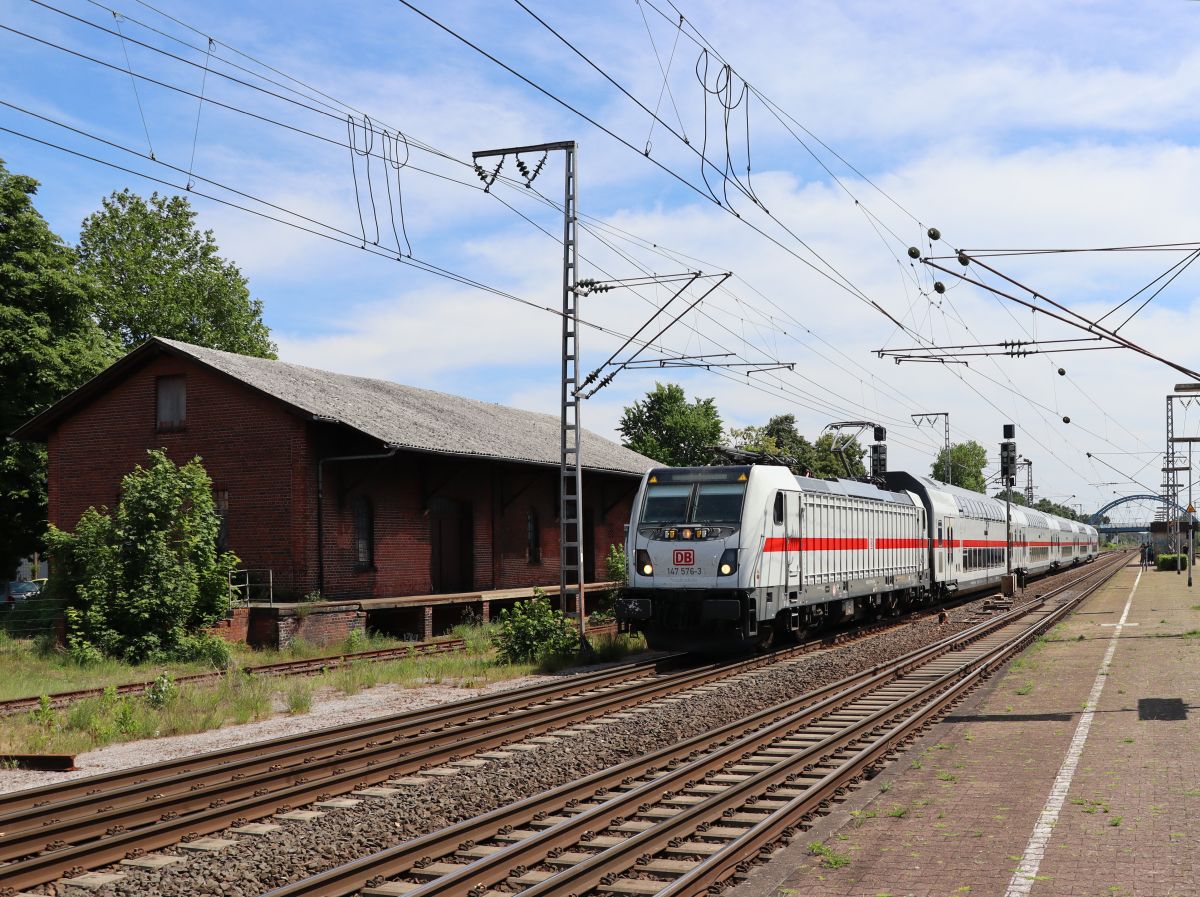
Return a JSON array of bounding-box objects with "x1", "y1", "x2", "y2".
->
[
  {"x1": 933, "y1": 281, "x2": 945, "y2": 294},
  {"x1": 907, "y1": 246, "x2": 921, "y2": 259},
  {"x1": 927, "y1": 227, "x2": 941, "y2": 241}
]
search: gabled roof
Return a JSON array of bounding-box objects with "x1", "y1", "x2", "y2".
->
[{"x1": 13, "y1": 337, "x2": 657, "y2": 477}]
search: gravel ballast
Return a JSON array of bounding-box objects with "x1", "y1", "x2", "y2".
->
[{"x1": 83, "y1": 606, "x2": 998, "y2": 897}]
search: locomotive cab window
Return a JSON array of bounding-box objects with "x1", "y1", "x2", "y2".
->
[
  {"x1": 641, "y1": 484, "x2": 691, "y2": 524},
  {"x1": 641, "y1": 481, "x2": 746, "y2": 525},
  {"x1": 772, "y1": 491, "x2": 784, "y2": 525},
  {"x1": 694, "y1": 483, "x2": 747, "y2": 524}
]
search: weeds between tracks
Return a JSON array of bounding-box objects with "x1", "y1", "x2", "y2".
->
[{"x1": 0, "y1": 623, "x2": 647, "y2": 756}]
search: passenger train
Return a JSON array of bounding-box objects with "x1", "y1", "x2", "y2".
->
[{"x1": 617, "y1": 465, "x2": 1098, "y2": 650}]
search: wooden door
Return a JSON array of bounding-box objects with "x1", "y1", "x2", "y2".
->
[{"x1": 431, "y1": 498, "x2": 473, "y2": 593}]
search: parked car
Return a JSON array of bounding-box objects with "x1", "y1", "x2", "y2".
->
[{"x1": 4, "y1": 580, "x2": 44, "y2": 603}]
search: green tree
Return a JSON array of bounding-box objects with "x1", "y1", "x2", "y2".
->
[
  {"x1": 77, "y1": 190, "x2": 276, "y2": 358},
  {"x1": 727, "y1": 415, "x2": 865, "y2": 478},
  {"x1": 0, "y1": 160, "x2": 116, "y2": 578},
  {"x1": 932, "y1": 440, "x2": 989, "y2": 493},
  {"x1": 45, "y1": 450, "x2": 239, "y2": 663},
  {"x1": 1034, "y1": 498, "x2": 1080, "y2": 521},
  {"x1": 618, "y1": 382, "x2": 723, "y2": 466},
  {"x1": 810, "y1": 432, "x2": 867, "y2": 478}
]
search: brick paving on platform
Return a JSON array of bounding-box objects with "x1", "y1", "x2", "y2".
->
[{"x1": 731, "y1": 558, "x2": 1200, "y2": 897}]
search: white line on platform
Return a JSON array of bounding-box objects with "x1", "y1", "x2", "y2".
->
[{"x1": 1004, "y1": 566, "x2": 1141, "y2": 897}]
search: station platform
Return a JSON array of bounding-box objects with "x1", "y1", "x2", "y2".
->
[{"x1": 733, "y1": 557, "x2": 1199, "y2": 897}]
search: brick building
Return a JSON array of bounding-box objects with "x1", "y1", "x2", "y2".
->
[{"x1": 14, "y1": 338, "x2": 654, "y2": 616}]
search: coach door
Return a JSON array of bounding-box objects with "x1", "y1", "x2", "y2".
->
[{"x1": 785, "y1": 491, "x2": 801, "y2": 597}]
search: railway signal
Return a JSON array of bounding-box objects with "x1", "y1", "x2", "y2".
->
[{"x1": 1001, "y1": 424, "x2": 1017, "y2": 577}]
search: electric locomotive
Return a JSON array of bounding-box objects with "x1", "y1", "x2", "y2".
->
[
  {"x1": 619, "y1": 465, "x2": 929, "y2": 650},
  {"x1": 617, "y1": 464, "x2": 1098, "y2": 651}
]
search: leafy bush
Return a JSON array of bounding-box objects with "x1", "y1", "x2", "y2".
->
[
  {"x1": 601, "y1": 543, "x2": 628, "y2": 612},
  {"x1": 341, "y1": 628, "x2": 368, "y2": 654},
  {"x1": 1156, "y1": 554, "x2": 1188, "y2": 571},
  {"x1": 45, "y1": 450, "x2": 240, "y2": 663},
  {"x1": 144, "y1": 673, "x2": 178, "y2": 708},
  {"x1": 492, "y1": 591, "x2": 579, "y2": 664},
  {"x1": 175, "y1": 633, "x2": 232, "y2": 669}
]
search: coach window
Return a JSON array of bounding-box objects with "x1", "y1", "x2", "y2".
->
[
  {"x1": 527, "y1": 509, "x2": 541, "y2": 563},
  {"x1": 353, "y1": 496, "x2": 374, "y2": 570},
  {"x1": 156, "y1": 375, "x2": 186, "y2": 430},
  {"x1": 773, "y1": 492, "x2": 784, "y2": 525}
]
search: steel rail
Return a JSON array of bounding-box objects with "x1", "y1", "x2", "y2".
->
[
  {"x1": 0, "y1": 624, "x2": 623, "y2": 717},
  {"x1": 450, "y1": 554, "x2": 1126, "y2": 897},
  {"x1": 257, "y1": 551, "x2": 1131, "y2": 897},
  {"x1": 0, "y1": 583, "x2": 1000, "y2": 823},
  {"x1": 0, "y1": 556, "x2": 1126, "y2": 895},
  {"x1": 0, "y1": 616, "x2": 924, "y2": 887},
  {"x1": 0, "y1": 648, "x2": 670, "y2": 817},
  {"x1": 652, "y1": 556, "x2": 1128, "y2": 897}
]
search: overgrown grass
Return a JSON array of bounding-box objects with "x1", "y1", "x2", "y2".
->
[
  {"x1": 0, "y1": 623, "x2": 648, "y2": 756},
  {"x1": 0, "y1": 626, "x2": 453, "y2": 703}
]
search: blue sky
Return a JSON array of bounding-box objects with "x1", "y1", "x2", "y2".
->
[{"x1": 4, "y1": 0, "x2": 1200, "y2": 523}]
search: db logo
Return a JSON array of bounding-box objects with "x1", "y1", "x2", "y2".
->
[{"x1": 673, "y1": 549, "x2": 695, "y2": 566}]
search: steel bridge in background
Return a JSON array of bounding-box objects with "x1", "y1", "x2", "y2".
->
[{"x1": 1088, "y1": 494, "x2": 1198, "y2": 534}]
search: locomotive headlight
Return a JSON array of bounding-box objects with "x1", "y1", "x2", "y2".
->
[
  {"x1": 718, "y1": 548, "x2": 738, "y2": 576},
  {"x1": 681, "y1": 528, "x2": 693, "y2": 540},
  {"x1": 636, "y1": 548, "x2": 653, "y2": 577}
]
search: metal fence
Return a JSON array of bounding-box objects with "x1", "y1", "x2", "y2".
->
[{"x1": 0, "y1": 594, "x2": 64, "y2": 639}]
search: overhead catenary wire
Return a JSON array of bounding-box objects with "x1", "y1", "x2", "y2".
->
[
  {"x1": 9, "y1": 0, "x2": 974, "y2": 448},
  {"x1": 6, "y1": 0, "x2": 1153, "y2": 485},
  {"x1": 515, "y1": 0, "x2": 1164, "y2": 471}
]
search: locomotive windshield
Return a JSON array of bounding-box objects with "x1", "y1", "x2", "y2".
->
[
  {"x1": 692, "y1": 483, "x2": 746, "y2": 523},
  {"x1": 641, "y1": 484, "x2": 691, "y2": 524},
  {"x1": 640, "y1": 481, "x2": 746, "y2": 525}
]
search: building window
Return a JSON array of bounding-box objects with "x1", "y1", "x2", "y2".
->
[
  {"x1": 353, "y1": 496, "x2": 374, "y2": 569},
  {"x1": 527, "y1": 509, "x2": 541, "y2": 564},
  {"x1": 214, "y1": 489, "x2": 229, "y2": 553},
  {"x1": 156, "y1": 375, "x2": 186, "y2": 430}
]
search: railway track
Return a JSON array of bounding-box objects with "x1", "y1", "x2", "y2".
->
[
  {"x1": 256, "y1": 550, "x2": 1131, "y2": 897},
  {"x1": 0, "y1": 624, "x2": 621, "y2": 718},
  {"x1": 0, "y1": 613, "x2": 925, "y2": 891},
  {"x1": 0, "y1": 555, "x2": 1127, "y2": 894}
]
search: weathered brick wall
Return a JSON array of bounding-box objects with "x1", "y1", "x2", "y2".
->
[
  {"x1": 47, "y1": 353, "x2": 312, "y2": 596},
  {"x1": 276, "y1": 606, "x2": 365, "y2": 649},
  {"x1": 208, "y1": 606, "x2": 250, "y2": 643},
  {"x1": 42, "y1": 348, "x2": 643, "y2": 607},
  {"x1": 320, "y1": 460, "x2": 639, "y2": 600}
]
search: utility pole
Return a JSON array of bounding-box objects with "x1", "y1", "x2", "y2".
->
[
  {"x1": 473, "y1": 140, "x2": 588, "y2": 646},
  {"x1": 913, "y1": 412, "x2": 951, "y2": 484},
  {"x1": 1171, "y1": 383, "x2": 1200, "y2": 586},
  {"x1": 1164, "y1": 392, "x2": 1199, "y2": 576},
  {"x1": 1020, "y1": 458, "x2": 1034, "y2": 505}
]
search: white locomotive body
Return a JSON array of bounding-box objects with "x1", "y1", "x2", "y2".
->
[{"x1": 618, "y1": 464, "x2": 1098, "y2": 650}]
